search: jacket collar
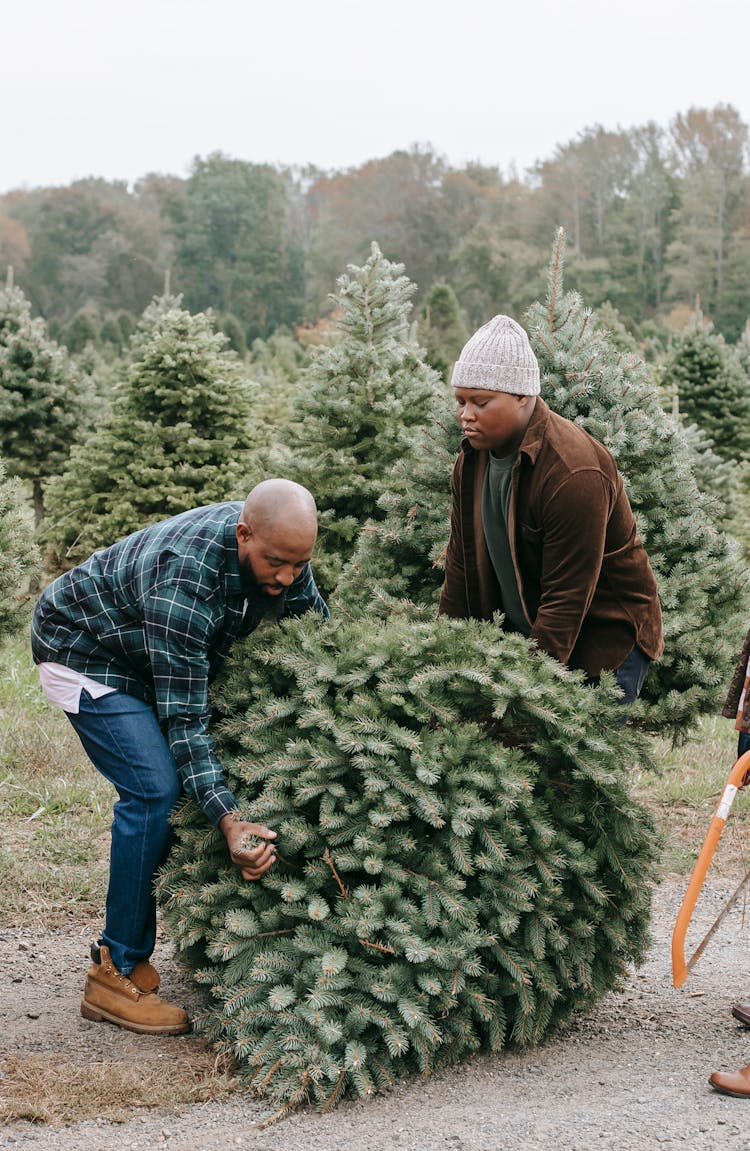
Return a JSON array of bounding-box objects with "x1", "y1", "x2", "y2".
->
[
  {"x1": 517, "y1": 396, "x2": 550, "y2": 465},
  {"x1": 459, "y1": 396, "x2": 551, "y2": 465}
]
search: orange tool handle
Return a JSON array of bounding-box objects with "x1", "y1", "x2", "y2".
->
[{"x1": 671, "y1": 750, "x2": 750, "y2": 988}]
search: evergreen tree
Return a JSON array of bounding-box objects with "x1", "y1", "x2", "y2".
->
[
  {"x1": 418, "y1": 283, "x2": 469, "y2": 381},
  {"x1": 340, "y1": 232, "x2": 748, "y2": 733},
  {"x1": 248, "y1": 328, "x2": 310, "y2": 391},
  {"x1": 0, "y1": 457, "x2": 39, "y2": 639},
  {"x1": 41, "y1": 296, "x2": 259, "y2": 569},
  {"x1": 0, "y1": 281, "x2": 83, "y2": 526},
  {"x1": 591, "y1": 300, "x2": 642, "y2": 357},
  {"x1": 99, "y1": 314, "x2": 124, "y2": 349},
  {"x1": 736, "y1": 319, "x2": 750, "y2": 376},
  {"x1": 63, "y1": 308, "x2": 100, "y2": 353},
  {"x1": 270, "y1": 243, "x2": 444, "y2": 597},
  {"x1": 678, "y1": 421, "x2": 737, "y2": 515},
  {"x1": 720, "y1": 464, "x2": 750, "y2": 566},
  {"x1": 219, "y1": 313, "x2": 247, "y2": 359},
  {"x1": 160, "y1": 602, "x2": 657, "y2": 1119},
  {"x1": 334, "y1": 401, "x2": 460, "y2": 614},
  {"x1": 117, "y1": 310, "x2": 136, "y2": 342},
  {"x1": 662, "y1": 315, "x2": 750, "y2": 461},
  {"x1": 246, "y1": 328, "x2": 310, "y2": 444}
]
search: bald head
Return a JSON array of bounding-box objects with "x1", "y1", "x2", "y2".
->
[
  {"x1": 236, "y1": 479, "x2": 319, "y2": 597},
  {"x1": 241, "y1": 478, "x2": 318, "y2": 537}
]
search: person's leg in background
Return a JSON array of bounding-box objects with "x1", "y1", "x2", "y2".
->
[{"x1": 613, "y1": 645, "x2": 651, "y2": 709}]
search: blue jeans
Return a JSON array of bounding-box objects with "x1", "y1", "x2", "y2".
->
[
  {"x1": 613, "y1": 645, "x2": 651, "y2": 708},
  {"x1": 65, "y1": 690, "x2": 182, "y2": 974},
  {"x1": 738, "y1": 731, "x2": 750, "y2": 759},
  {"x1": 587, "y1": 646, "x2": 650, "y2": 722}
]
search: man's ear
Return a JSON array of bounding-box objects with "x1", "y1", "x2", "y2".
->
[{"x1": 236, "y1": 520, "x2": 253, "y2": 544}]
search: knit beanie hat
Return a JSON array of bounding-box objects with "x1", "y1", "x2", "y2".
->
[{"x1": 451, "y1": 315, "x2": 540, "y2": 395}]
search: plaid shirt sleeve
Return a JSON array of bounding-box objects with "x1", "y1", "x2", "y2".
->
[
  {"x1": 144, "y1": 561, "x2": 329, "y2": 827},
  {"x1": 143, "y1": 574, "x2": 237, "y2": 826}
]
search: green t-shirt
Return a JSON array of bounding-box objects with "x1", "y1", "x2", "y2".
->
[{"x1": 481, "y1": 451, "x2": 531, "y2": 636}]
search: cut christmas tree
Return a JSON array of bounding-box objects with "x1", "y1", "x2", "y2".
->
[{"x1": 160, "y1": 604, "x2": 658, "y2": 1120}]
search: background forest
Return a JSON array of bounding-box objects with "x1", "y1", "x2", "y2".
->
[
  {"x1": 1, "y1": 103, "x2": 749, "y2": 347},
  {"x1": 3, "y1": 102, "x2": 750, "y2": 579}
]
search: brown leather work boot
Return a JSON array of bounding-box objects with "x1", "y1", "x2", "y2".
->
[
  {"x1": 90, "y1": 939, "x2": 161, "y2": 994},
  {"x1": 709, "y1": 1064, "x2": 750, "y2": 1097},
  {"x1": 80, "y1": 944, "x2": 190, "y2": 1035}
]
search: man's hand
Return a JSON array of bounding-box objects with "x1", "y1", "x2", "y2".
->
[{"x1": 219, "y1": 814, "x2": 277, "y2": 881}]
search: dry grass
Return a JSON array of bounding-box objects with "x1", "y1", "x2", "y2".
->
[{"x1": 0, "y1": 1049, "x2": 239, "y2": 1126}]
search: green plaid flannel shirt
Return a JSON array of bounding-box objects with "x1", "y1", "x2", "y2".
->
[{"x1": 31, "y1": 502, "x2": 329, "y2": 825}]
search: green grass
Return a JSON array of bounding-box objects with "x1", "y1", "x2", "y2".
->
[
  {"x1": 636, "y1": 715, "x2": 750, "y2": 876},
  {"x1": 646, "y1": 715, "x2": 743, "y2": 804}
]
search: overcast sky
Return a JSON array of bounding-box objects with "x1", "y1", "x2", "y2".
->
[{"x1": 3, "y1": 0, "x2": 748, "y2": 194}]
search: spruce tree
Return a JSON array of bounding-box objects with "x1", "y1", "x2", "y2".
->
[
  {"x1": 340, "y1": 232, "x2": 748, "y2": 733},
  {"x1": 219, "y1": 313, "x2": 247, "y2": 359},
  {"x1": 246, "y1": 328, "x2": 310, "y2": 438},
  {"x1": 160, "y1": 602, "x2": 657, "y2": 1119},
  {"x1": 662, "y1": 315, "x2": 750, "y2": 461},
  {"x1": 678, "y1": 421, "x2": 737, "y2": 516},
  {"x1": 99, "y1": 314, "x2": 125, "y2": 349},
  {"x1": 41, "y1": 297, "x2": 259, "y2": 569},
  {"x1": 0, "y1": 457, "x2": 39, "y2": 640},
  {"x1": 736, "y1": 319, "x2": 750, "y2": 376},
  {"x1": 269, "y1": 243, "x2": 444, "y2": 597},
  {"x1": 0, "y1": 280, "x2": 83, "y2": 526},
  {"x1": 418, "y1": 283, "x2": 469, "y2": 381},
  {"x1": 335, "y1": 401, "x2": 460, "y2": 613},
  {"x1": 63, "y1": 308, "x2": 100, "y2": 353}
]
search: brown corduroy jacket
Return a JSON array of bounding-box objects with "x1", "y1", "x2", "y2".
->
[{"x1": 438, "y1": 397, "x2": 664, "y2": 678}]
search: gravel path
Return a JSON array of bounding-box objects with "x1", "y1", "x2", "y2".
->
[{"x1": 3, "y1": 877, "x2": 750, "y2": 1151}]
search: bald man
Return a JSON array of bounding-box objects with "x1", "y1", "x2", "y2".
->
[{"x1": 31, "y1": 481, "x2": 328, "y2": 1034}]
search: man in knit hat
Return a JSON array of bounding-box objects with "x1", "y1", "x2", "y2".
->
[{"x1": 439, "y1": 315, "x2": 663, "y2": 703}]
